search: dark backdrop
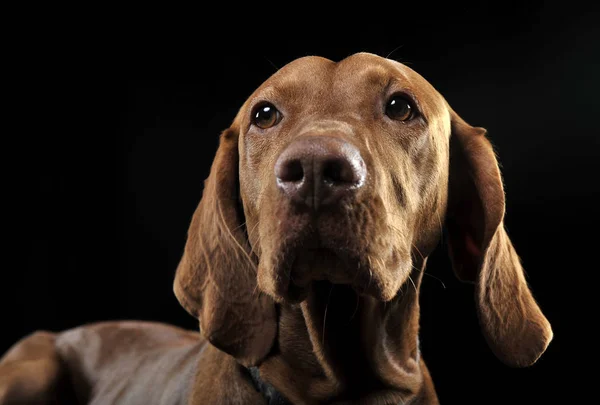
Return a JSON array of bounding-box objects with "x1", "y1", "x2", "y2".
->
[{"x1": 8, "y1": 3, "x2": 599, "y2": 404}]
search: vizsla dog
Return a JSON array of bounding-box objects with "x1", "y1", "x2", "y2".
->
[{"x1": 0, "y1": 53, "x2": 552, "y2": 404}]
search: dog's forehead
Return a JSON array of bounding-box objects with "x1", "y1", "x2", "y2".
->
[
  {"x1": 242, "y1": 53, "x2": 445, "y2": 116},
  {"x1": 265, "y1": 53, "x2": 434, "y2": 92}
]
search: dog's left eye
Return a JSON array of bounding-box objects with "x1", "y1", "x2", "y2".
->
[
  {"x1": 252, "y1": 103, "x2": 281, "y2": 129},
  {"x1": 385, "y1": 95, "x2": 415, "y2": 121}
]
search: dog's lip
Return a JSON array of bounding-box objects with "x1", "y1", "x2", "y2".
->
[
  {"x1": 283, "y1": 246, "x2": 349, "y2": 303},
  {"x1": 267, "y1": 241, "x2": 407, "y2": 304},
  {"x1": 290, "y1": 246, "x2": 356, "y2": 283},
  {"x1": 289, "y1": 247, "x2": 331, "y2": 286}
]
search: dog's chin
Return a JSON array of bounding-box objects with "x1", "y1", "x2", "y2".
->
[{"x1": 259, "y1": 244, "x2": 409, "y2": 304}]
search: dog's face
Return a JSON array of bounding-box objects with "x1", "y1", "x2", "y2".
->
[
  {"x1": 174, "y1": 52, "x2": 552, "y2": 369},
  {"x1": 237, "y1": 53, "x2": 449, "y2": 303}
]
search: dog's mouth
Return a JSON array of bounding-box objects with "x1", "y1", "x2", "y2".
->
[
  {"x1": 261, "y1": 230, "x2": 407, "y2": 304},
  {"x1": 255, "y1": 193, "x2": 411, "y2": 304},
  {"x1": 285, "y1": 245, "x2": 357, "y2": 301}
]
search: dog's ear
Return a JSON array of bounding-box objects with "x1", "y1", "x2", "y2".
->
[
  {"x1": 173, "y1": 126, "x2": 276, "y2": 367},
  {"x1": 445, "y1": 111, "x2": 552, "y2": 367}
]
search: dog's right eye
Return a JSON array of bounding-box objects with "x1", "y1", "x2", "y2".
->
[{"x1": 252, "y1": 103, "x2": 282, "y2": 129}]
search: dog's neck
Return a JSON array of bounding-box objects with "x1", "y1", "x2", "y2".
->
[{"x1": 258, "y1": 258, "x2": 433, "y2": 405}]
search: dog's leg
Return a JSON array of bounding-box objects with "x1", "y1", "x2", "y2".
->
[{"x1": 0, "y1": 331, "x2": 67, "y2": 405}]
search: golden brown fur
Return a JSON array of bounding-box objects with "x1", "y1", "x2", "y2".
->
[{"x1": 0, "y1": 53, "x2": 552, "y2": 404}]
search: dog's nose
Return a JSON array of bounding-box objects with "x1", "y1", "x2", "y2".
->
[{"x1": 275, "y1": 136, "x2": 366, "y2": 209}]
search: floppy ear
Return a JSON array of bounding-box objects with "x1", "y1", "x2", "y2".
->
[
  {"x1": 445, "y1": 111, "x2": 553, "y2": 367},
  {"x1": 173, "y1": 127, "x2": 276, "y2": 367}
]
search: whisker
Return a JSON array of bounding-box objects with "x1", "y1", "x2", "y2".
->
[
  {"x1": 423, "y1": 272, "x2": 447, "y2": 289},
  {"x1": 436, "y1": 210, "x2": 444, "y2": 244},
  {"x1": 407, "y1": 275, "x2": 418, "y2": 294},
  {"x1": 263, "y1": 56, "x2": 279, "y2": 72},
  {"x1": 411, "y1": 242, "x2": 425, "y2": 261},
  {"x1": 376, "y1": 257, "x2": 387, "y2": 273},
  {"x1": 246, "y1": 221, "x2": 262, "y2": 255},
  {"x1": 231, "y1": 221, "x2": 247, "y2": 233},
  {"x1": 322, "y1": 284, "x2": 334, "y2": 345},
  {"x1": 387, "y1": 223, "x2": 409, "y2": 239},
  {"x1": 366, "y1": 256, "x2": 374, "y2": 291},
  {"x1": 386, "y1": 44, "x2": 405, "y2": 59},
  {"x1": 216, "y1": 200, "x2": 257, "y2": 271}
]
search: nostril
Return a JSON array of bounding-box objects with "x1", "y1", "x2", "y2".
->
[
  {"x1": 285, "y1": 160, "x2": 304, "y2": 182},
  {"x1": 322, "y1": 158, "x2": 362, "y2": 185},
  {"x1": 322, "y1": 160, "x2": 345, "y2": 184},
  {"x1": 277, "y1": 159, "x2": 304, "y2": 183}
]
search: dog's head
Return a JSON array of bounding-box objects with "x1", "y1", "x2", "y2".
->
[{"x1": 174, "y1": 53, "x2": 552, "y2": 368}]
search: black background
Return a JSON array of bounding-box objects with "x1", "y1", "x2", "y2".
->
[{"x1": 7, "y1": 3, "x2": 599, "y2": 404}]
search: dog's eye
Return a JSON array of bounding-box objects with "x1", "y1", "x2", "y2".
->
[
  {"x1": 252, "y1": 103, "x2": 281, "y2": 129},
  {"x1": 385, "y1": 95, "x2": 414, "y2": 121}
]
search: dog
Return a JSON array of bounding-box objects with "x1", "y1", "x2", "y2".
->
[{"x1": 0, "y1": 52, "x2": 552, "y2": 404}]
